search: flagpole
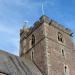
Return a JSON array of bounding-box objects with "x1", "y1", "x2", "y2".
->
[{"x1": 42, "y1": 3, "x2": 44, "y2": 15}]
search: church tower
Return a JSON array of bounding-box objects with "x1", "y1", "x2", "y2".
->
[{"x1": 20, "y1": 15, "x2": 74, "y2": 75}]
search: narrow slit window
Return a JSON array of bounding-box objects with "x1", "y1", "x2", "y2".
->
[
  {"x1": 32, "y1": 35, "x2": 35, "y2": 46},
  {"x1": 31, "y1": 50, "x2": 34, "y2": 61},
  {"x1": 64, "y1": 65, "x2": 69, "y2": 75},
  {"x1": 65, "y1": 66, "x2": 67, "y2": 73},
  {"x1": 62, "y1": 49, "x2": 64, "y2": 56}
]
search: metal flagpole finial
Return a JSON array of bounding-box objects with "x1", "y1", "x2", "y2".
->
[{"x1": 42, "y1": 3, "x2": 44, "y2": 15}]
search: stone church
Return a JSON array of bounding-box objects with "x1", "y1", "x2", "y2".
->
[{"x1": 0, "y1": 15, "x2": 75, "y2": 75}]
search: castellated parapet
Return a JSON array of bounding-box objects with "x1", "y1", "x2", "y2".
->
[{"x1": 20, "y1": 15, "x2": 72, "y2": 40}]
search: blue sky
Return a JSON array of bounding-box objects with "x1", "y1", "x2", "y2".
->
[{"x1": 0, "y1": 0, "x2": 75, "y2": 55}]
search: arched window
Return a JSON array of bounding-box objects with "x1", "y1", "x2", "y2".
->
[
  {"x1": 58, "y1": 32, "x2": 63, "y2": 43},
  {"x1": 65, "y1": 66, "x2": 67, "y2": 73},
  {"x1": 32, "y1": 35, "x2": 35, "y2": 46},
  {"x1": 64, "y1": 65, "x2": 69, "y2": 75}
]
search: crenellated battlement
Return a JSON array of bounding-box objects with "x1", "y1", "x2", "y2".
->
[{"x1": 20, "y1": 15, "x2": 72, "y2": 40}]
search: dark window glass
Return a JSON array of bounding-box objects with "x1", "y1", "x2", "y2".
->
[
  {"x1": 31, "y1": 50, "x2": 34, "y2": 60},
  {"x1": 32, "y1": 35, "x2": 35, "y2": 46},
  {"x1": 62, "y1": 49, "x2": 64, "y2": 56}
]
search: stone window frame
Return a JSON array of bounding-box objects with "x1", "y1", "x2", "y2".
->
[
  {"x1": 58, "y1": 32, "x2": 64, "y2": 43},
  {"x1": 29, "y1": 39, "x2": 32, "y2": 49},
  {"x1": 31, "y1": 49, "x2": 34, "y2": 61},
  {"x1": 64, "y1": 65, "x2": 69, "y2": 75}
]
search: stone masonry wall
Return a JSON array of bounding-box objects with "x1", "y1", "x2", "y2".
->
[
  {"x1": 22, "y1": 23, "x2": 48, "y2": 75},
  {"x1": 44, "y1": 22, "x2": 75, "y2": 75},
  {"x1": 20, "y1": 16, "x2": 75, "y2": 75}
]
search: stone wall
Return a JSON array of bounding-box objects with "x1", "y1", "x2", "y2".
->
[
  {"x1": 44, "y1": 21, "x2": 75, "y2": 75},
  {"x1": 20, "y1": 15, "x2": 75, "y2": 75},
  {"x1": 20, "y1": 22, "x2": 48, "y2": 75}
]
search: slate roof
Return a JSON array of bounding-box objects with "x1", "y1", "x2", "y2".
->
[{"x1": 0, "y1": 50, "x2": 42, "y2": 75}]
